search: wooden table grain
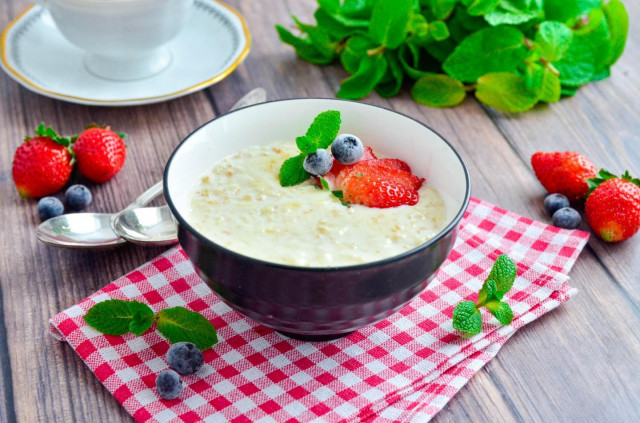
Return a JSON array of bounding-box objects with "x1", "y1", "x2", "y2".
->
[{"x1": 1, "y1": 1, "x2": 639, "y2": 422}]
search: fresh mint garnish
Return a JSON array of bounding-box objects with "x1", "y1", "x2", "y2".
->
[
  {"x1": 276, "y1": 0, "x2": 628, "y2": 112},
  {"x1": 452, "y1": 254, "x2": 516, "y2": 336},
  {"x1": 279, "y1": 110, "x2": 341, "y2": 187},
  {"x1": 83, "y1": 299, "x2": 218, "y2": 350},
  {"x1": 157, "y1": 307, "x2": 218, "y2": 351}
]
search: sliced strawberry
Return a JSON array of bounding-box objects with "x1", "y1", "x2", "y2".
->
[
  {"x1": 315, "y1": 146, "x2": 378, "y2": 187},
  {"x1": 370, "y1": 158, "x2": 411, "y2": 173},
  {"x1": 337, "y1": 161, "x2": 424, "y2": 208}
]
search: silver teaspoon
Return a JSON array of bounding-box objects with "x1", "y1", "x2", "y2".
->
[
  {"x1": 36, "y1": 181, "x2": 163, "y2": 248},
  {"x1": 113, "y1": 205, "x2": 177, "y2": 246}
]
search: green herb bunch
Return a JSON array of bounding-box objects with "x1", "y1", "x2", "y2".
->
[
  {"x1": 453, "y1": 254, "x2": 517, "y2": 335},
  {"x1": 276, "y1": 0, "x2": 628, "y2": 113}
]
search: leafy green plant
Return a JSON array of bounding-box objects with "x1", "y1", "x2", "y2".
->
[{"x1": 276, "y1": 0, "x2": 628, "y2": 113}]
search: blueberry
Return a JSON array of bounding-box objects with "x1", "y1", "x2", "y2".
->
[
  {"x1": 552, "y1": 207, "x2": 582, "y2": 229},
  {"x1": 303, "y1": 149, "x2": 333, "y2": 176},
  {"x1": 156, "y1": 370, "x2": 183, "y2": 400},
  {"x1": 167, "y1": 342, "x2": 204, "y2": 375},
  {"x1": 64, "y1": 184, "x2": 92, "y2": 211},
  {"x1": 37, "y1": 197, "x2": 64, "y2": 221},
  {"x1": 544, "y1": 193, "x2": 570, "y2": 216},
  {"x1": 331, "y1": 134, "x2": 364, "y2": 165}
]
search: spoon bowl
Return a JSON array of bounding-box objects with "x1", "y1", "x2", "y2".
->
[
  {"x1": 36, "y1": 213, "x2": 124, "y2": 248},
  {"x1": 113, "y1": 206, "x2": 178, "y2": 246}
]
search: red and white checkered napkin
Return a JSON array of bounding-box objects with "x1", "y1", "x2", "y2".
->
[{"x1": 50, "y1": 197, "x2": 589, "y2": 423}]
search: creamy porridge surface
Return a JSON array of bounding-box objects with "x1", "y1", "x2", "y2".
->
[{"x1": 188, "y1": 141, "x2": 447, "y2": 267}]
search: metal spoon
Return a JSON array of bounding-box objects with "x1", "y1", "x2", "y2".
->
[
  {"x1": 36, "y1": 181, "x2": 163, "y2": 248},
  {"x1": 113, "y1": 205, "x2": 177, "y2": 246},
  {"x1": 36, "y1": 88, "x2": 267, "y2": 249}
]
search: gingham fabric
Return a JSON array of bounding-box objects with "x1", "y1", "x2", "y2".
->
[{"x1": 50, "y1": 197, "x2": 589, "y2": 423}]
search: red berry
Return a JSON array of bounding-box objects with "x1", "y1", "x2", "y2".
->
[
  {"x1": 73, "y1": 127, "x2": 126, "y2": 183},
  {"x1": 12, "y1": 125, "x2": 73, "y2": 198},
  {"x1": 531, "y1": 151, "x2": 597, "y2": 200},
  {"x1": 317, "y1": 146, "x2": 378, "y2": 187},
  {"x1": 585, "y1": 171, "x2": 640, "y2": 242},
  {"x1": 337, "y1": 161, "x2": 425, "y2": 208}
]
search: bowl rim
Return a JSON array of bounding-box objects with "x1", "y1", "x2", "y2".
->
[{"x1": 164, "y1": 98, "x2": 471, "y2": 272}]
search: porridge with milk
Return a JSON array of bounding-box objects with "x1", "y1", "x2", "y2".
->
[{"x1": 187, "y1": 141, "x2": 447, "y2": 267}]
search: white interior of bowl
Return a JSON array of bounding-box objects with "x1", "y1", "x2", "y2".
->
[{"x1": 166, "y1": 99, "x2": 469, "y2": 239}]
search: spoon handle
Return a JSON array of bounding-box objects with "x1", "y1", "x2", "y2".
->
[
  {"x1": 229, "y1": 88, "x2": 266, "y2": 112},
  {"x1": 124, "y1": 181, "x2": 164, "y2": 211}
]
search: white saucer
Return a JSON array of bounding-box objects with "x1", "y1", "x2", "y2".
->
[{"x1": 0, "y1": 0, "x2": 250, "y2": 106}]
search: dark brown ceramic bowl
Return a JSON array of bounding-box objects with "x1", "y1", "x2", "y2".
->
[{"x1": 164, "y1": 99, "x2": 470, "y2": 341}]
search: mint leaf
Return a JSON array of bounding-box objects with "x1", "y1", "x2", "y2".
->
[
  {"x1": 484, "y1": 0, "x2": 544, "y2": 26},
  {"x1": 538, "y1": 67, "x2": 561, "y2": 103},
  {"x1": 84, "y1": 299, "x2": 136, "y2": 336},
  {"x1": 487, "y1": 254, "x2": 517, "y2": 294},
  {"x1": 128, "y1": 301, "x2": 155, "y2": 336},
  {"x1": 296, "y1": 136, "x2": 317, "y2": 154},
  {"x1": 429, "y1": 0, "x2": 458, "y2": 20},
  {"x1": 304, "y1": 110, "x2": 341, "y2": 149},
  {"x1": 477, "y1": 279, "x2": 500, "y2": 305},
  {"x1": 535, "y1": 21, "x2": 573, "y2": 62},
  {"x1": 485, "y1": 301, "x2": 514, "y2": 325},
  {"x1": 475, "y1": 72, "x2": 539, "y2": 113},
  {"x1": 428, "y1": 21, "x2": 450, "y2": 41},
  {"x1": 602, "y1": 0, "x2": 628, "y2": 65},
  {"x1": 318, "y1": 0, "x2": 340, "y2": 14},
  {"x1": 544, "y1": 0, "x2": 601, "y2": 23},
  {"x1": 376, "y1": 51, "x2": 404, "y2": 98},
  {"x1": 292, "y1": 16, "x2": 337, "y2": 59},
  {"x1": 443, "y1": 26, "x2": 527, "y2": 83},
  {"x1": 411, "y1": 74, "x2": 466, "y2": 108},
  {"x1": 276, "y1": 25, "x2": 335, "y2": 65},
  {"x1": 398, "y1": 44, "x2": 431, "y2": 79},
  {"x1": 157, "y1": 307, "x2": 218, "y2": 350},
  {"x1": 452, "y1": 301, "x2": 483, "y2": 335},
  {"x1": 340, "y1": 35, "x2": 376, "y2": 74},
  {"x1": 465, "y1": 0, "x2": 500, "y2": 17},
  {"x1": 337, "y1": 53, "x2": 388, "y2": 99},
  {"x1": 555, "y1": 8, "x2": 611, "y2": 87},
  {"x1": 314, "y1": 9, "x2": 360, "y2": 40},
  {"x1": 369, "y1": 0, "x2": 414, "y2": 49},
  {"x1": 279, "y1": 154, "x2": 309, "y2": 186}
]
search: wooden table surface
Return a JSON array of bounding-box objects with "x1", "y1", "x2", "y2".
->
[{"x1": 1, "y1": 1, "x2": 639, "y2": 422}]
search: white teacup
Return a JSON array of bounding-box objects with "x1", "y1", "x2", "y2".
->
[{"x1": 37, "y1": 0, "x2": 195, "y2": 80}]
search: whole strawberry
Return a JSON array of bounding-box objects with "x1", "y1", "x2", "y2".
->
[
  {"x1": 531, "y1": 151, "x2": 597, "y2": 201},
  {"x1": 73, "y1": 125, "x2": 126, "y2": 183},
  {"x1": 585, "y1": 170, "x2": 640, "y2": 242},
  {"x1": 12, "y1": 124, "x2": 74, "y2": 198}
]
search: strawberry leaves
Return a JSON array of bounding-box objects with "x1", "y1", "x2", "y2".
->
[
  {"x1": 588, "y1": 169, "x2": 640, "y2": 194},
  {"x1": 453, "y1": 254, "x2": 516, "y2": 336}
]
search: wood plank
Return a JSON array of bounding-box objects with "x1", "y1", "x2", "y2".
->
[{"x1": 0, "y1": 0, "x2": 638, "y2": 422}]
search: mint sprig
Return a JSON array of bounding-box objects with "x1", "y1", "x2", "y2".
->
[
  {"x1": 276, "y1": 0, "x2": 628, "y2": 113},
  {"x1": 84, "y1": 299, "x2": 218, "y2": 350},
  {"x1": 452, "y1": 254, "x2": 516, "y2": 336},
  {"x1": 279, "y1": 110, "x2": 341, "y2": 187}
]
